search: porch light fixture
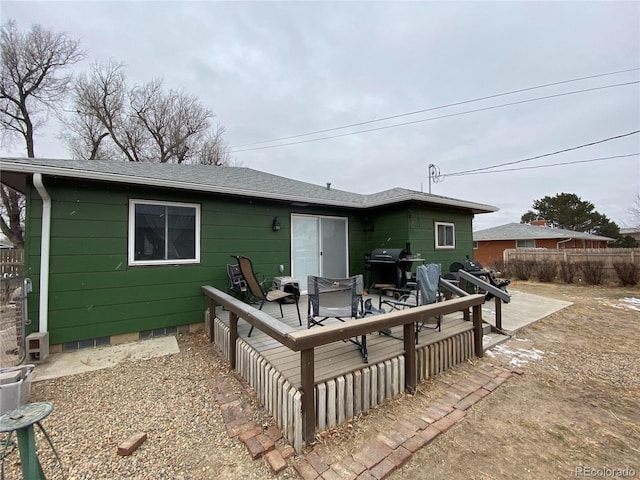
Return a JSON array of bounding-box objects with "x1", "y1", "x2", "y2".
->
[{"x1": 272, "y1": 217, "x2": 281, "y2": 231}]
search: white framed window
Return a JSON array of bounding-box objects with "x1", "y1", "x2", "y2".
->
[
  {"x1": 516, "y1": 239, "x2": 535, "y2": 248},
  {"x1": 473, "y1": 241, "x2": 479, "y2": 250},
  {"x1": 128, "y1": 199, "x2": 200, "y2": 265},
  {"x1": 435, "y1": 222, "x2": 455, "y2": 249}
]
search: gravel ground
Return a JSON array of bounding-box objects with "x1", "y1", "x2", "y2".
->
[
  {"x1": 2, "y1": 281, "x2": 638, "y2": 479},
  {"x1": 1, "y1": 333, "x2": 282, "y2": 480}
]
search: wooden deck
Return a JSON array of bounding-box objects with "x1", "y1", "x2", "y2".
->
[
  {"x1": 217, "y1": 299, "x2": 472, "y2": 386},
  {"x1": 209, "y1": 294, "x2": 477, "y2": 451}
]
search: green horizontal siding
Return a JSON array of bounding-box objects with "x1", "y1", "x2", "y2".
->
[{"x1": 24, "y1": 177, "x2": 475, "y2": 345}]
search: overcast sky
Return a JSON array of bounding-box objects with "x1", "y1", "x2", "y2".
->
[{"x1": 2, "y1": 1, "x2": 639, "y2": 230}]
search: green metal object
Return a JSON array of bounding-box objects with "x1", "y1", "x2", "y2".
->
[{"x1": 0, "y1": 402, "x2": 53, "y2": 480}]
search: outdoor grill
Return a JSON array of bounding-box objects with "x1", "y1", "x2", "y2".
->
[
  {"x1": 364, "y1": 242, "x2": 417, "y2": 289},
  {"x1": 447, "y1": 257, "x2": 490, "y2": 278},
  {"x1": 444, "y1": 256, "x2": 511, "y2": 297}
]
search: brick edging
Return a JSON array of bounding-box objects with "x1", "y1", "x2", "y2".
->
[
  {"x1": 293, "y1": 364, "x2": 522, "y2": 480},
  {"x1": 211, "y1": 358, "x2": 522, "y2": 478}
]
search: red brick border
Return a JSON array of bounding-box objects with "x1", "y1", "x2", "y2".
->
[{"x1": 212, "y1": 357, "x2": 518, "y2": 478}]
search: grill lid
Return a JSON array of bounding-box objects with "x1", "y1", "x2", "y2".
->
[
  {"x1": 449, "y1": 257, "x2": 484, "y2": 273},
  {"x1": 368, "y1": 248, "x2": 408, "y2": 262}
]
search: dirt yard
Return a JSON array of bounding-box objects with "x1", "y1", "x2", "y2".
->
[
  {"x1": 316, "y1": 281, "x2": 640, "y2": 479},
  {"x1": 2, "y1": 281, "x2": 638, "y2": 479}
]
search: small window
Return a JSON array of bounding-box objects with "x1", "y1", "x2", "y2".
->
[
  {"x1": 128, "y1": 200, "x2": 200, "y2": 265},
  {"x1": 435, "y1": 222, "x2": 455, "y2": 249},
  {"x1": 473, "y1": 241, "x2": 478, "y2": 250},
  {"x1": 516, "y1": 239, "x2": 535, "y2": 248}
]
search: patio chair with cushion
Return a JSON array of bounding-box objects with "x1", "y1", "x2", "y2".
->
[
  {"x1": 378, "y1": 263, "x2": 442, "y2": 343},
  {"x1": 234, "y1": 255, "x2": 301, "y2": 337},
  {"x1": 307, "y1": 274, "x2": 368, "y2": 363}
]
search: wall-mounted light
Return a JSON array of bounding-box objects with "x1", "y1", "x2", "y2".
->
[{"x1": 272, "y1": 216, "x2": 281, "y2": 231}]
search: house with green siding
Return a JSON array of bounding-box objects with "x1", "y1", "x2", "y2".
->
[{"x1": 0, "y1": 157, "x2": 497, "y2": 353}]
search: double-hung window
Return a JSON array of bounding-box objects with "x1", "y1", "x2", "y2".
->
[
  {"x1": 128, "y1": 200, "x2": 200, "y2": 265},
  {"x1": 435, "y1": 221, "x2": 455, "y2": 249}
]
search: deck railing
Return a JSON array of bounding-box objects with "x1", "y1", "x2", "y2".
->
[{"x1": 201, "y1": 285, "x2": 486, "y2": 446}]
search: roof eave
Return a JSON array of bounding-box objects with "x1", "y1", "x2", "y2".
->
[{"x1": 0, "y1": 159, "x2": 497, "y2": 213}]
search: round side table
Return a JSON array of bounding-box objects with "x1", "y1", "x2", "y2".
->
[{"x1": 0, "y1": 402, "x2": 54, "y2": 480}]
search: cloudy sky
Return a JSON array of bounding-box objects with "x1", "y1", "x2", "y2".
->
[{"x1": 2, "y1": 1, "x2": 639, "y2": 230}]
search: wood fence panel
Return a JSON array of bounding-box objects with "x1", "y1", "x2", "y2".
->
[{"x1": 504, "y1": 248, "x2": 639, "y2": 280}]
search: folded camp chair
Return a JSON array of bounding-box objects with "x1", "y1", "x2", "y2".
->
[
  {"x1": 234, "y1": 255, "x2": 301, "y2": 337},
  {"x1": 226, "y1": 263, "x2": 248, "y2": 302},
  {"x1": 415, "y1": 263, "x2": 442, "y2": 333},
  {"x1": 377, "y1": 263, "x2": 442, "y2": 343},
  {"x1": 307, "y1": 274, "x2": 368, "y2": 363}
]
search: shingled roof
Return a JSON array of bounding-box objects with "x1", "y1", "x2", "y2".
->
[
  {"x1": 473, "y1": 222, "x2": 614, "y2": 242},
  {"x1": 0, "y1": 157, "x2": 498, "y2": 214}
]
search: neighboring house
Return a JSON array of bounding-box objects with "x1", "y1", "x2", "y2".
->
[
  {"x1": 620, "y1": 227, "x2": 640, "y2": 243},
  {"x1": 0, "y1": 157, "x2": 497, "y2": 352},
  {"x1": 473, "y1": 222, "x2": 614, "y2": 266}
]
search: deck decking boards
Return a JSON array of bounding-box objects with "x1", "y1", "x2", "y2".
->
[{"x1": 215, "y1": 296, "x2": 474, "y2": 388}]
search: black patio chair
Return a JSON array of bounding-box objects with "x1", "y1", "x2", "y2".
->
[
  {"x1": 226, "y1": 263, "x2": 248, "y2": 302},
  {"x1": 307, "y1": 274, "x2": 368, "y2": 363},
  {"x1": 234, "y1": 255, "x2": 301, "y2": 337}
]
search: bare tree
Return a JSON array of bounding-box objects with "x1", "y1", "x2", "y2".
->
[
  {"x1": 0, "y1": 20, "x2": 85, "y2": 248},
  {"x1": 197, "y1": 123, "x2": 232, "y2": 166},
  {"x1": 1, "y1": 20, "x2": 84, "y2": 156},
  {"x1": 627, "y1": 194, "x2": 640, "y2": 229},
  {"x1": 71, "y1": 61, "x2": 231, "y2": 165},
  {"x1": 130, "y1": 79, "x2": 212, "y2": 163},
  {"x1": 0, "y1": 186, "x2": 24, "y2": 248}
]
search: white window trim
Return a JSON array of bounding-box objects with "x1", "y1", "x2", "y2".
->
[
  {"x1": 435, "y1": 221, "x2": 456, "y2": 250},
  {"x1": 128, "y1": 199, "x2": 201, "y2": 266}
]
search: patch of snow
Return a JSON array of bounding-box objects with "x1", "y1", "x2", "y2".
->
[
  {"x1": 598, "y1": 297, "x2": 640, "y2": 312},
  {"x1": 489, "y1": 344, "x2": 545, "y2": 366}
]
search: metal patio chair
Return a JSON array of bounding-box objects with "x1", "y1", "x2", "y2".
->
[
  {"x1": 307, "y1": 274, "x2": 368, "y2": 363},
  {"x1": 234, "y1": 255, "x2": 301, "y2": 337}
]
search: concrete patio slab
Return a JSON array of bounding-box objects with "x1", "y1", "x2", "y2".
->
[
  {"x1": 483, "y1": 289, "x2": 573, "y2": 334},
  {"x1": 28, "y1": 289, "x2": 571, "y2": 383},
  {"x1": 31, "y1": 335, "x2": 180, "y2": 382}
]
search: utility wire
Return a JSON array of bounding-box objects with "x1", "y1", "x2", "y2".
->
[
  {"x1": 444, "y1": 130, "x2": 640, "y2": 177},
  {"x1": 445, "y1": 153, "x2": 638, "y2": 177},
  {"x1": 230, "y1": 81, "x2": 640, "y2": 153},
  {"x1": 232, "y1": 67, "x2": 640, "y2": 148}
]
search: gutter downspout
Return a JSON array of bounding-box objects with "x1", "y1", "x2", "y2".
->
[{"x1": 33, "y1": 173, "x2": 51, "y2": 333}]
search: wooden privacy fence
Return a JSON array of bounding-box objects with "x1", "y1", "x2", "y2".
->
[
  {"x1": 0, "y1": 249, "x2": 23, "y2": 277},
  {"x1": 201, "y1": 285, "x2": 485, "y2": 449},
  {"x1": 504, "y1": 248, "x2": 639, "y2": 279}
]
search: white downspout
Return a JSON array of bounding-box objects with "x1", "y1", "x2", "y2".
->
[{"x1": 33, "y1": 173, "x2": 51, "y2": 333}]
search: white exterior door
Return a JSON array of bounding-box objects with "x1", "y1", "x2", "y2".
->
[{"x1": 291, "y1": 214, "x2": 348, "y2": 291}]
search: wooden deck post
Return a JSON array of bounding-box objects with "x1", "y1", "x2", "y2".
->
[
  {"x1": 300, "y1": 348, "x2": 315, "y2": 446},
  {"x1": 403, "y1": 323, "x2": 417, "y2": 394},
  {"x1": 472, "y1": 303, "x2": 483, "y2": 358},
  {"x1": 460, "y1": 278, "x2": 470, "y2": 321},
  {"x1": 229, "y1": 311, "x2": 238, "y2": 369},
  {"x1": 494, "y1": 297, "x2": 502, "y2": 331}
]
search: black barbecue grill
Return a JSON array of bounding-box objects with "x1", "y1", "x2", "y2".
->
[
  {"x1": 364, "y1": 242, "x2": 421, "y2": 289},
  {"x1": 444, "y1": 256, "x2": 511, "y2": 299}
]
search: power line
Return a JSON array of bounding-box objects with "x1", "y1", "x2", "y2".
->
[
  {"x1": 231, "y1": 81, "x2": 640, "y2": 153},
  {"x1": 444, "y1": 130, "x2": 640, "y2": 177},
  {"x1": 443, "y1": 153, "x2": 638, "y2": 177},
  {"x1": 232, "y1": 67, "x2": 640, "y2": 149}
]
